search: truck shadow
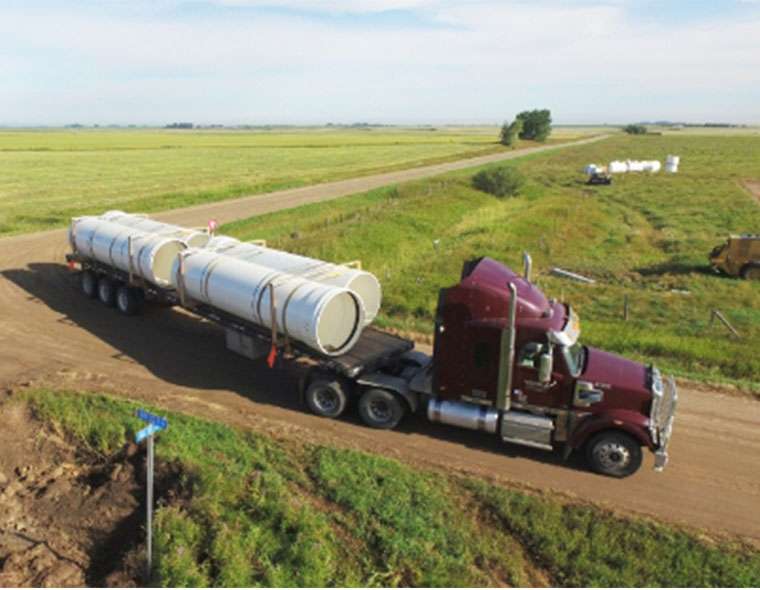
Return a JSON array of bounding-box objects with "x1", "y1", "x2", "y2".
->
[{"x1": 3, "y1": 262, "x2": 587, "y2": 474}]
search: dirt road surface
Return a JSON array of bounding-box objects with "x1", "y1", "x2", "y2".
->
[{"x1": 1, "y1": 136, "x2": 759, "y2": 542}]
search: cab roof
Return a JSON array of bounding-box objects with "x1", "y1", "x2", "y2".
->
[{"x1": 460, "y1": 257, "x2": 553, "y2": 320}]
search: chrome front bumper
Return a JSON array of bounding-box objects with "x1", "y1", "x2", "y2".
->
[
  {"x1": 649, "y1": 369, "x2": 678, "y2": 472},
  {"x1": 653, "y1": 448, "x2": 669, "y2": 471}
]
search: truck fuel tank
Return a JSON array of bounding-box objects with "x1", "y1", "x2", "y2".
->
[{"x1": 427, "y1": 399, "x2": 499, "y2": 434}]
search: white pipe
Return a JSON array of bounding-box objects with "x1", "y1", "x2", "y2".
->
[
  {"x1": 71, "y1": 217, "x2": 186, "y2": 287},
  {"x1": 205, "y1": 236, "x2": 381, "y2": 325},
  {"x1": 101, "y1": 210, "x2": 210, "y2": 248},
  {"x1": 174, "y1": 248, "x2": 364, "y2": 356}
]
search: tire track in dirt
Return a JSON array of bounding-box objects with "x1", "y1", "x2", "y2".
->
[{"x1": 1, "y1": 135, "x2": 759, "y2": 541}]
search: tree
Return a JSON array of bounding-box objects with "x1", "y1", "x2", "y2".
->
[
  {"x1": 499, "y1": 118, "x2": 523, "y2": 147},
  {"x1": 623, "y1": 124, "x2": 647, "y2": 135},
  {"x1": 515, "y1": 109, "x2": 552, "y2": 142}
]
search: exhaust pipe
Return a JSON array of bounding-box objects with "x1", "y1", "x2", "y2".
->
[{"x1": 523, "y1": 251, "x2": 532, "y2": 282}]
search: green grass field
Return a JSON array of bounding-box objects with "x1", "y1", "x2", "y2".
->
[
  {"x1": 23, "y1": 389, "x2": 760, "y2": 587},
  {"x1": 0, "y1": 126, "x2": 591, "y2": 236},
  {"x1": 223, "y1": 133, "x2": 760, "y2": 390}
]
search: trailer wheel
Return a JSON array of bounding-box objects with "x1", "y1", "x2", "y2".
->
[
  {"x1": 97, "y1": 277, "x2": 118, "y2": 307},
  {"x1": 116, "y1": 285, "x2": 144, "y2": 316},
  {"x1": 81, "y1": 270, "x2": 98, "y2": 298},
  {"x1": 358, "y1": 388, "x2": 405, "y2": 430},
  {"x1": 585, "y1": 431, "x2": 642, "y2": 478},
  {"x1": 305, "y1": 377, "x2": 348, "y2": 419}
]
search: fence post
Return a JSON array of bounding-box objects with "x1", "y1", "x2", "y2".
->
[{"x1": 711, "y1": 309, "x2": 741, "y2": 339}]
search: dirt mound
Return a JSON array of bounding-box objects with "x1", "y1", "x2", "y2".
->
[{"x1": 0, "y1": 399, "x2": 143, "y2": 587}]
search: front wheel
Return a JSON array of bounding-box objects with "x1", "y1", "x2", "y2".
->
[
  {"x1": 358, "y1": 388, "x2": 405, "y2": 430},
  {"x1": 585, "y1": 431, "x2": 642, "y2": 478}
]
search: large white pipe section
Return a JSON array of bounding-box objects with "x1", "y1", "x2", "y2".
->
[
  {"x1": 101, "y1": 210, "x2": 210, "y2": 247},
  {"x1": 174, "y1": 248, "x2": 364, "y2": 356},
  {"x1": 70, "y1": 217, "x2": 186, "y2": 287},
  {"x1": 205, "y1": 236, "x2": 382, "y2": 325}
]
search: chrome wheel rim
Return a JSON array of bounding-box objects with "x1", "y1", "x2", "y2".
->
[{"x1": 596, "y1": 441, "x2": 631, "y2": 471}]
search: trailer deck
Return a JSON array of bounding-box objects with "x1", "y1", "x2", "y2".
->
[{"x1": 68, "y1": 253, "x2": 414, "y2": 378}]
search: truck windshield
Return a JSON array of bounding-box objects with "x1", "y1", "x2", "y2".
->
[{"x1": 562, "y1": 342, "x2": 586, "y2": 377}]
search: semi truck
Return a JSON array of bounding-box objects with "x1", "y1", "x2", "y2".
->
[{"x1": 66, "y1": 233, "x2": 677, "y2": 478}]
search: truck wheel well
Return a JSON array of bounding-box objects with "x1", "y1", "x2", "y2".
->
[{"x1": 581, "y1": 427, "x2": 644, "y2": 450}]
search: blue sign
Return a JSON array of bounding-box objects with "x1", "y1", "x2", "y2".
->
[
  {"x1": 136, "y1": 409, "x2": 168, "y2": 430},
  {"x1": 136, "y1": 423, "x2": 164, "y2": 444},
  {"x1": 135, "y1": 409, "x2": 168, "y2": 443}
]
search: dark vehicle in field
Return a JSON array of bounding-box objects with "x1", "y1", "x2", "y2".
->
[{"x1": 68, "y1": 249, "x2": 677, "y2": 478}]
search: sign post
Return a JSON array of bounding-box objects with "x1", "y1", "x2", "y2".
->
[{"x1": 135, "y1": 409, "x2": 168, "y2": 583}]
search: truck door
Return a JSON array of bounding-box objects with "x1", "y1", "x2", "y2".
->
[{"x1": 513, "y1": 339, "x2": 571, "y2": 408}]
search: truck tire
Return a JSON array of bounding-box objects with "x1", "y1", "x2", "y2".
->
[
  {"x1": 358, "y1": 388, "x2": 405, "y2": 430},
  {"x1": 585, "y1": 431, "x2": 642, "y2": 478},
  {"x1": 81, "y1": 270, "x2": 98, "y2": 298},
  {"x1": 305, "y1": 377, "x2": 348, "y2": 419},
  {"x1": 97, "y1": 277, "x2": 118, "y2": 307},
  {"x1": 740, "y1": 263, "x2": 760, "y2": 280},
  {"x1": 116, "y1": 285, "x2": 144, "y2": 316}
]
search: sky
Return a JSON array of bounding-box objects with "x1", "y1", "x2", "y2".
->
[{"x1": 1, "y1": 0, "x2": 759, "y2": 126}]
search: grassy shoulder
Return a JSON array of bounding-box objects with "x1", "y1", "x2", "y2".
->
[
  {"x1": 0, "y1": 127, "x2": 572, "y2": 237},
  {"x1": 223, "y1": 133, "x2": 760, "y2": 391},
  {"x1": 20, "y1": 388, "x2": 760, "y2": 587}
]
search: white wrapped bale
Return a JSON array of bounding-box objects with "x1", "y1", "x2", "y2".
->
[
  {"x1": 665, "y1": 155, "x2": 680, "y2": 173},
  {"x1": 608, "y1": 160, "x2": 628, "y2": 173}
]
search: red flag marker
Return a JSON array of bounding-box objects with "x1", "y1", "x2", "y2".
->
[{"x1": 267, "y1": 344, "x2": 277, "y2": 368}]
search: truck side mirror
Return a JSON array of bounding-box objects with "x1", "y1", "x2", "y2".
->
[{"x1": 538, "y1": 352, "x2": 553, "y2": 384}]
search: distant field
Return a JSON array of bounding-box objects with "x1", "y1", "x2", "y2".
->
[
  {"x1": 224, "y1": 134, "x2": 760, "y2": 389},
  {"x1": 0, "y1": 126, "x2": 595, "y2": 236}
]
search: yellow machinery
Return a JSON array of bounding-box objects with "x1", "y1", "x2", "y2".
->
[{"x1": 710, "y1": 235, "x2": 760, "y2": 279}]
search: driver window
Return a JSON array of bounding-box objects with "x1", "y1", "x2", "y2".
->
[{"x1": 518, "y1": 342, "x2": 544, "y2": 369}]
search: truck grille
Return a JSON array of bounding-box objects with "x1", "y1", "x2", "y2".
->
[{"x1": 649, "y1": 367, "x2": 677, "y2": 448}]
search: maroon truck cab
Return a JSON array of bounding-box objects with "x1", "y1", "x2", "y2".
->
[{"x1": 428, "y1": 257, "x2": 677, "y2": 477}]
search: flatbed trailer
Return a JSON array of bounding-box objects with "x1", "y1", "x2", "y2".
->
[{"x1": 66, "y1": 251, "x2": 416, "y2": 381}]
